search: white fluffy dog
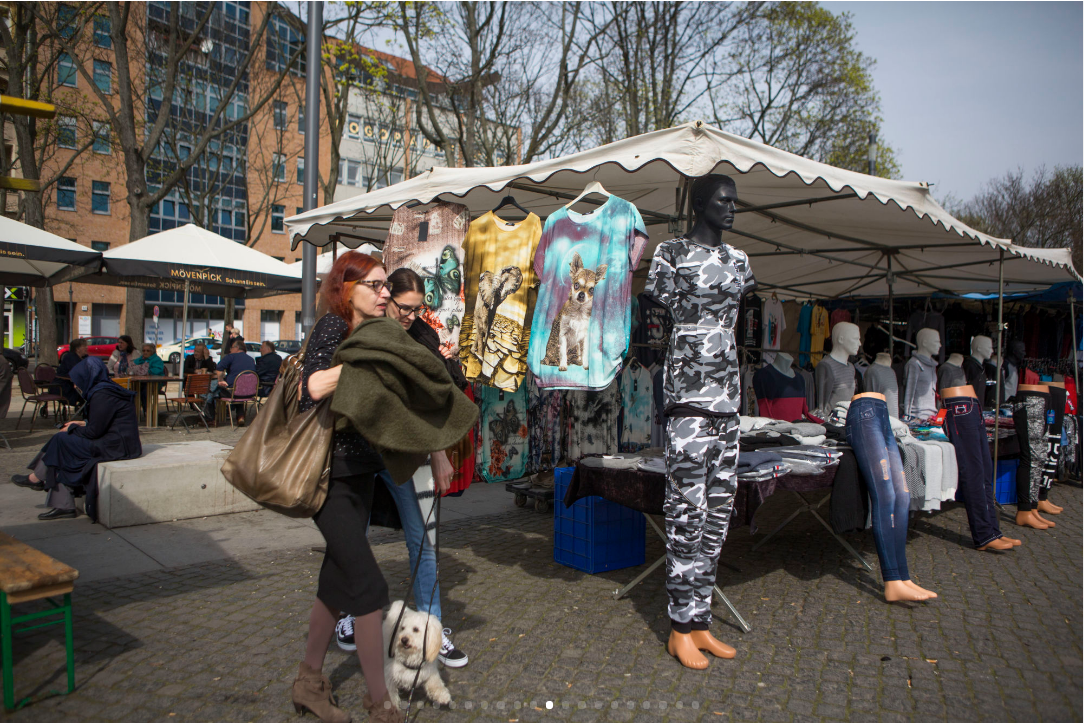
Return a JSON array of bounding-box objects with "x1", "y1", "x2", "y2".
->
[{"x1": 383, "y1": 600, "x2": 451, "y2": 708}]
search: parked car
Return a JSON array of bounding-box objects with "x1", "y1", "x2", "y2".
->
[
  {"x1": 157, "y1": 335, "x2": 221, "y2": 364},
  {"x1": 272, "y1": 339, "x2": 301, "y2": 359},
  {"x1": 57, "y1": 336, "x2": 119, "y2": 360}
]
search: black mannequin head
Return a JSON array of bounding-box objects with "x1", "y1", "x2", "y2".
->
[
  {"x1": 690, "y1": 174, "x2": 737, "y2": 232},
  {"x1": 1008, "y1": 340, "x2": 1026, "y2": 363}
]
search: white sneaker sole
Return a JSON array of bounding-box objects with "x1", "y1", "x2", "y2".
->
[
  {"x1": 336, "y1": 637, "x2": 356, "y2": 652},
  {"x1": 438, "y1": 653, "x2": 468, "y2": 668}
]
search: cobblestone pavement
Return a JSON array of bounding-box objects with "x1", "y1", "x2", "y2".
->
[{"x1": 2, "y1": 477, "x2": 1080, "y2": 722}]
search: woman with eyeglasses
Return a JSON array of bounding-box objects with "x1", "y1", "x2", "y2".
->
[
  {"x1": 292, "y1": 251, "x2": 403, "y2": 723},
  {"x1": 333, "y1": 268, "x2": 469, "y2": 668}
]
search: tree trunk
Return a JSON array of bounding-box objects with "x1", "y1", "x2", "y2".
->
[
  {"x1": 36, "y1": 286, "x2": 58, "y2": 365},
  {"x1": 123, "y1": 201, "x2": 150, "y2": 342},
  {"x1": 224, "y1": 298, "x2": 235, "y2": 329}
]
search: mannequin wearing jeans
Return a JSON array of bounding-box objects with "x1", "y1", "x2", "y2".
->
[
  {"x1": 845, "y1": 392, "x2": 937, "y2": 602},
  {"x1": 941, "y1": 385, "x2": 1020, "y2": 551}
]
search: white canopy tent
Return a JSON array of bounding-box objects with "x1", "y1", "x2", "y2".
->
[
  {"x1": 287, "y1": 244, "x2": 381, "y2": 280},
  {"x1": 0, "y1": 215, "x2": 101, "y2": 287},
  {"x1": 286, "y1": 121, "x2": 1079, "y2": 299}
]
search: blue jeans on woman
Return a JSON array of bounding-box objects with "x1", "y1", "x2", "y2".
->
[
  {"x1": 377, "y1": 470, "x2": 442, "y2": 623},
  {"x1": 846, "y1": 396, "x2": 910, "y2": 582}
]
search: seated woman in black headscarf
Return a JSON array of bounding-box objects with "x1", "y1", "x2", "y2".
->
[{"x1": 11, "y1": 356, "x2": 142, "y2": 521}]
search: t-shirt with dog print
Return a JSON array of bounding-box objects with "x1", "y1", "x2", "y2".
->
[
  {"x1": 526, "y1": 195, "x2": 647, "y2": 389},
  {"x1": 458, "y1": 211, "x2": 542, "y2": 391}
]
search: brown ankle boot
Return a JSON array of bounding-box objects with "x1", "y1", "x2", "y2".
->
[
  {"x1": 292, "y1": 662, "x2": 350, "y2": 722},
  {"x1": 363, "y1": 692, "x2": 404, "y2": 723}
]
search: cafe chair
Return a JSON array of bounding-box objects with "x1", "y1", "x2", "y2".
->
[
  {"x1": 168, "y1": 374, "x2": 212, "y2": 433},
  {"x1": 16, "y1": 368, "x2": 68, "y2": 434},
  {"x1": 216, "y1": 370, "x2": 258, "y2": 430},
  {"x1": 32, "y1": 364, "x2": 57, "y2": 419}
]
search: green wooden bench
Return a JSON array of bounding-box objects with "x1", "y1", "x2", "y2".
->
[{"x1": 0, "y1": 532, "x2": 79, "y2": 710}]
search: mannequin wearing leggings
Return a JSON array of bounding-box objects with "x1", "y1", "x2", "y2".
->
[
  {"x1": 845, "y1": 392, "x2": 937, "y2": 602},
  {"x1": 1013, "y1": 384, "x2": 1057, "y2": 530},
  {"x1": 1037, "y1": 382, "x2": 1066, "y2": 517}
]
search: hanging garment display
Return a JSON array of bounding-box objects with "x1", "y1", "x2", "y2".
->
[
  {"x1": 740, "y1": 293, "x2": 762, "y2": 365},
  {"x1": 383, "y1": 202, "x2": 471, "y2": 355},
  {"x1": 761, "y1": 296, "x2": 785, "y2": 364},
  {"x1": 446, "y1": 384, "x2": 477, "y2": 494},
  {"x1": 526, "y1": 373, "x2": 562, "y2": 473},
  {"x1": 619, "y1": 359, "x2": 654, "y2": 452},
  {"x1": 527, "y1": 196, "x2": 647, "y2": 389},
  {"x1": 809, "y1": 304, "x2": 830, "y2": 366},
  {"x1": 565, "y1": 378, "x2": 621, "y2": 460},
  {"x1": 459, "y1": 211, "x2": 542, "y2": 391},
  {"x1": 797, "y1": 302, "x2": 813, "y2": 367},
  {"x1": 632, "y1": 293, "x2": 674, "y2": 368},
  {"x1": 477, "y1": 380, "x2": 530, "y2": 483}
]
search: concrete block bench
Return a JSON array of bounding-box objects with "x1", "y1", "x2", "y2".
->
[{"x1": 97, "y1": 441, "x2": 259, "y2": 529}]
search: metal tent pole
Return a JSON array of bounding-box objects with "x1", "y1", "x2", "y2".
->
[
  {"x1": 1070, "y1": 291, "x2": 1080, "y2": 398},
  {"x1": 300, "y1": 1, "x2": 323, "y2": 340},
  {"x1": 887, "y1": 253, "x2": 894, "y2": 357},
  {"x1": 993, "y1": 248, "x2": 1004, "y2": 490}
]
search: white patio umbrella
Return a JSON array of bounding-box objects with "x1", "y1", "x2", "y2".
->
[
  {"x1": 0, "y1": 215, "x2": 101, "y2": 286},
  {"x1": 287, "y1": 243, "x2": 381, "y2": 280},
  {"x1": 78, "y1": 224, "x2": 301, "y2": 363}
]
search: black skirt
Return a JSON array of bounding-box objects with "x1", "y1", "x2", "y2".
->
[{"x1": 312, "y1": 461, "x2": 389, "y2": 616}]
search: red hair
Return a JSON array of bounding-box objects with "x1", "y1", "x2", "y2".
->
[{"x1": 319, "y1": 250, "x2": 382, "y2": 321}]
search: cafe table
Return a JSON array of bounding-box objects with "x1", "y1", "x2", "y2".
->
[{"x1": 126, "y1": 375, "x2": 182, "y2": 429}]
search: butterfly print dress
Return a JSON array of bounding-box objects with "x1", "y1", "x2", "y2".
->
[
  {"x1": 477, "y1": 379, "x2": 530, "y2": 482},
  {"x1": 383, "y1": 202, "x2": 471, "y2": 356}
]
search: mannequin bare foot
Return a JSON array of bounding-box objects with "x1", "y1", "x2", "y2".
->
[
  {"x1": 884, "y1": 580, "x2": 932, "y2": 602},
  {"x1": 1037, "y1": 500, "x2": 1062, "y2": 515},
  {"x1": 1001, "y1": 536, "x2": 1022, "y2": 546},
  {"x1": 667, "y1": 631, "x2": 709, "y2": 670},
  {"x1": 902, "y1": 579, "x2": 937, "y2": 599},
  {"x1": 1032, "y1": 511, "x2": 1056, "y2": 527},
  {"x1": 1015, "y1": 511, "x2": 1049, "y2": 529},
  {"x1": 977, "y1": 538, "x2": 1014, "y2": 551},
  {"x1": 689, "y1": 630, "x2": 736, "y2": 659}
]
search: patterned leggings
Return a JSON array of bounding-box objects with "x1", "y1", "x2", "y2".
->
[
  {"x1": 1040, "y1": 386, "x2": 1066, "y2": 498},
  {"x1": 1013, "y1": 391, "x2": 1049, "y2": 511},
  {"x1": 663, "y1": 415, "x2": 739, "y2": 630}
]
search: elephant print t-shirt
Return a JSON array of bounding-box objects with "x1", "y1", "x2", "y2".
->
[
  {"x1": 526, "y1": 196, "x2": 647, "y2": 389},
  {"x1": 478, "y1": 379, "x2": 529, "y2": 482},
  {"x1": 646, "y1": 237, "x2": 756, "y2": 416},
  {"x1": 383, "y1": 202, "x2": 471, "y2": 356},
  {"x1": 459, "y1": 212, "x2": 542, "y2": 391}
]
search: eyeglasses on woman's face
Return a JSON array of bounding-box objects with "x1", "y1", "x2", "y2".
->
[
  {"x1": 355, "y1": 279, "x2": 392, "y2": 294},
  {"x1": 391, "y1": 298, "x2": 427, "y2": 317}
]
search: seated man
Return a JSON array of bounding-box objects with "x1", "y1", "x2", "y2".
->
[
  {"x1": 11, "y1": 356, "x2": 142, "y2": 521},
  {"x1": 183, "y1": 342, "x2": 217, "y2": 377},
  {"x1": 255, "y1": 341, "x2": 280, "y2": 396},
  {"x1": 202, "y1": 337, "x2": 256, "y2": 423},
  {"x1": 56, "y1": 338, "x2": 89, "y2": 406}
]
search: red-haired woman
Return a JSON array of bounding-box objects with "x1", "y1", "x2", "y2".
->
[{"x1": 291, "y1": 251, "x2": 401, "y2": 722}]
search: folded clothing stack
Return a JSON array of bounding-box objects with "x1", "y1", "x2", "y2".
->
[
  {"x1": 637, "y1": 455, "x2": 666, "y2": 475},
  {"x1": 580, "y1": 453, "x2": 644, "y2": 471},
  {"x1": 739, "y1": 462, "x2": 791, "y2": 482},
  {"x1": 736, "y1": 449, "x2": 790, "y2": 481}
]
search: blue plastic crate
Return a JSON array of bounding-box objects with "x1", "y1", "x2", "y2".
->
[
  {"x1": 995, "y1": 459, "x2": 1019, "y2": 504},
  {"x1": 553, "y1": 466, "x2": 645, "y2": 574}
]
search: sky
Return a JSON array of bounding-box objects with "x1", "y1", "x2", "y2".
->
[{"x1": 822, "y1": 1, "x2": 1083, "y2": 204}]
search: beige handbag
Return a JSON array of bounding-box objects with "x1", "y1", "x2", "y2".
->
[{"x1": 221, "y1": 347, "x2": 334, "y2": 518}]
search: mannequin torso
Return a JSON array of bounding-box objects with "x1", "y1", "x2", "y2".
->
[
  {"x1": 865, "y1": 352, "x2": 900, "y2": 418},
  {"x1": 903, "y1": 329, "x2": 940, "y2": 419}
]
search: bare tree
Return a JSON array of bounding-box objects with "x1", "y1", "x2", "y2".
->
[
  {"x1": 0, "y1": 2, "x2": 103, "y2": 362},
  {"x1": 36, "y1": 1, "x2": 303, "y2": 341}
]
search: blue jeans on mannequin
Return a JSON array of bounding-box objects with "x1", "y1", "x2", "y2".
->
[
  {"x1": 376, "y1": 470, "x2": 442, "y2": 622},
  {"x1": 846, "y1": 396, "x2": 910, "y2": 582}
]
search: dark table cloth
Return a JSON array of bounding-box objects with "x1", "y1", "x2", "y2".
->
[{"x1": 566, "y1": 457, "x2": 839, "y2": 532}]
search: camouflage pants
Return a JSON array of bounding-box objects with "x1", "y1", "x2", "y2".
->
[{"x1": 663, "y1": 415, "x2": 739, "y2": 626}]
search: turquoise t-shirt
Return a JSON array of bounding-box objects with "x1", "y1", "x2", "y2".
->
[
  {"x1": 477, "y1": 379, "x2": 529, "y2": 483},
  {"x1": 526, "y1": 195, "x2": 647, "y2": 389}
]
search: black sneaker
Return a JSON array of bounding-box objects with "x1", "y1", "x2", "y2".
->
[
  {"x1": 11, "y1": 474, "x2": 44, "y2": 491},
  {"x1": 438, "y1": 628, "x2": 468, "y2": 668},
  {"x1": 335, "y1": 615, "x2": 356, "y2": 652}
]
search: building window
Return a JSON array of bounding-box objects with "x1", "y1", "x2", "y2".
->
[
  {"x1": 93, "y1": 15, "x2": 111, "y2": 48},
  {"x1": 296, "y1": 156, "x2": 304, "y2": 184},
  {"x1": 58, "y1": 116, "x2": 77, "y2": 149},
  {"x1": 93, "y1": 60, "x2": 111, "y2": 94},
  {"x1": 90, "y1": 241, "x2": 110, "y2": 252},
  {"x1": 266, "y1": 14, "x2": 305, "y2": 76},
  {"x1": 298, "y1": 106, "x2": 305, "y2": 133},
  {"x1": 223, "y1": 1, "x2": 250, "y2": 25},
  {"x1": 92, "y1": 181, "x2": 110, "y2": 214},
  {"x1": 337, "y1": 159, "x2": 362, "y2": 187},
  {"x1": 345, "y1": 114, "x2": 361, "y2": 140},
  {"x1": 273, "y1": 100, "x2": 287, "y2": 130},
  {"x1": 58, "y1": 4, "x2": 78, "y2": 39},
  {"x1": 271, "y1": 204, "x2": 285, "y2": 233},
  {"x1": 57, "y1": 177, "x2": 76, "y2": 211},
  {"x1": 92, "y1": 121, "x2": 110, "y2": 154},
  {"x1": 58, "y1": 53, "x2": 77, "y2": 88},
  {"x1": 272, "y1": 153, "x2": 286, "y2": 183}
]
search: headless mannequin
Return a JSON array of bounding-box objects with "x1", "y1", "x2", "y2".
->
[
  {"x1": 1014, "y1": 382, "x2": 1058, "y2": 530},
  {"x1": 946, "y1": 353, "x2": 963, "y2": 367},
  {"x1": 867, "y1": 352, "x2": 900, "y2": 418},
  {"x1": 941, "y1": 384, "x2": 1020, "y2": 551},
  {"x1": 902, "y1": 329, "x2": 940, "y2": 419},
  {"x1": 814, "y1": 322, "x2": 859, "y2": 411},
  {"x1": 875, "y1": 352, "x2": 892, "y2": 366},
  {"x1": 772, "y1": 351, "x2": 795, "y2": 377},
  {"x1": 852, "y1": 391, "x2": 939, "y2": 603},
  {"x1": 1003, "y1": 340, "x2": 1025, "y2": 400},
  {"x1": 662, "y1": 176, "x2": 738, "y2": 670},
  {"x1": 1036, "y1": 380, "x2": 1066, "y2": 517}
]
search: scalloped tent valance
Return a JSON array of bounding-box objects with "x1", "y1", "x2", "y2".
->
[{"x1": 287, "y1": 121, "x2": 1079, "y2": 298}]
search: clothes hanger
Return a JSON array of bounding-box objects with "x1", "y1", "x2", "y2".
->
[
  {"x1": 492, "y1": 194, "x2": 531, "y2": 218},
  {"x1": 563, "y1": 180, "x2": 611, "y2": 210}
]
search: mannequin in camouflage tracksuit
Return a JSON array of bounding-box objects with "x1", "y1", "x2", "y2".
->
[{"x1": 647, "y1": 179, "x2": 756, "y2": 639}]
